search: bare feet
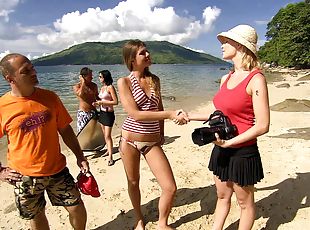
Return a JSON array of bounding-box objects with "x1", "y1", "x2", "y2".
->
[{"x1": 134, "y1": 219, "x2": 145, "y2": 230}]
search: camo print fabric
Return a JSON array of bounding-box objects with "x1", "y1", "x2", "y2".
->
[{"x1": 14, "y1": 167, "x2": 81, "y2": 219}]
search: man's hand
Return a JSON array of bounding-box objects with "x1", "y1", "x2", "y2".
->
[
  {"x1": 79, "y1": 75, "x2": 85, "y2": 84},
  {"x1": 77, "y1": 157, "x2": 89, "y2": 174},
  {"x1": 0, "y1": 167, "x2": 22, "y2": 185}
]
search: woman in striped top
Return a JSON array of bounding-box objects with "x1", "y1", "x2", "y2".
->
[{"x1": 117, "y1": 39, "x2": 188, "y2": 230}]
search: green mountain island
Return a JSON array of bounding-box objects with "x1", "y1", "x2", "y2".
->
[{"x1": 32, "y1": 40, "x2": 226, "y2": 66}]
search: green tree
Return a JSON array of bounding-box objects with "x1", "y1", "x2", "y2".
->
[{"x1": 258, "y1": 2, "x2": 310, "y2": 68}]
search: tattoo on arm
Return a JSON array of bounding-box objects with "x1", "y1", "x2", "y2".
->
[{"x1": 255, "y1": 90, "x2": 259, "y2": 96}]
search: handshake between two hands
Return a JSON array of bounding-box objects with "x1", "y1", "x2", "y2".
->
[{"x1": 172, "y1": 109, "x2": 189, "y2": 125}]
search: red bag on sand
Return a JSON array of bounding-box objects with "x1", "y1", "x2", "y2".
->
[{"x1": 76, "y1": 172, "x2": 101, "y2": 197}]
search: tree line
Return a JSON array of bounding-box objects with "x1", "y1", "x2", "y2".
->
[{"x1": 258, "y1": 1, "x2": 310, "y2": 68}]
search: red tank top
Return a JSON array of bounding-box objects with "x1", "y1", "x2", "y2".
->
[{"x1": 213, "y1": 69, "x2": 262, "y2": 147}]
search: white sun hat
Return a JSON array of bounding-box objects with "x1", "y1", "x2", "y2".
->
[{"x1": 217, "y1": 24, "x2": 258, "y2": 57}]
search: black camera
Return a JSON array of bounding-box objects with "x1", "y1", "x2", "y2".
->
[{"x1": 192, "y1": 110, "x2": 237, "y2": 146}]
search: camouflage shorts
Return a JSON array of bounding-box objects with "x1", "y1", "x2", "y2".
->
[{"x1": 14, "y1": 167, "x2": 81, "y2": 220}]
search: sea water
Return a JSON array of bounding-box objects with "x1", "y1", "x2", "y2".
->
[{"x1": 0, "y1": 63, "x2": 231, "y2": 162}]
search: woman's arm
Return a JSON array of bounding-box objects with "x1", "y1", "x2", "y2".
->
[
  {"x1": 108, "y1": 85, "x2": 118, "y2": 105},
  {"x1": 188, "y1": 103, "x2": 216, "y2": 121}
]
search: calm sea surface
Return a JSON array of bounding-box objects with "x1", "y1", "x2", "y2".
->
[{"x1": 0, "y1": 64, "x2": 230, "y2": 162}]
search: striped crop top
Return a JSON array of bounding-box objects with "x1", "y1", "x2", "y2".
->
[{"x1": 122, "y1": 73, "x2": 161, "y2": 134}]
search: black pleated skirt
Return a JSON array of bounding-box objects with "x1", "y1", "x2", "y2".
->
[{"x1": 208, "y1": 144, "x2": 264, "y2": 187}]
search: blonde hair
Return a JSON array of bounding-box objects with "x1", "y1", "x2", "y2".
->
[
  {"x1": 240, "y1": 46, "x2": 260, "y2": 71},
  {"x1": 122, "y1": 39, "x2": 160, "y2": 96}
]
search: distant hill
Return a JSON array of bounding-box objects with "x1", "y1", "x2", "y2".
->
[{"x1": 32, "y1": 40, "x2": 226, "y2": 66}]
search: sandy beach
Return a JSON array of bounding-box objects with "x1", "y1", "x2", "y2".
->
[{"x1": 0, "y1": 69, "x2": 309, "y2": 229}]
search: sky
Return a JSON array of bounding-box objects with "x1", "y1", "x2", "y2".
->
[{"x1": 0, "y1": 0, "x2": 303, "y2": 60}]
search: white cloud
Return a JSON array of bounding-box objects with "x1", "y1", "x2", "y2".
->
[
  {"x1": 183, "y1": 46, "x2": 205, "y2": 53},
  {"x1": 0, "y1": 50, "x2": 11, "y2": 60},
  {"x1": 0, "y1": 0, "x2": 20, "y2": 22},
  {"x1": 202, "y1": 6, "x2": 221, "y2": 31},
  {"x1": 255, "y1": 20, "x2": 269, "y2": 25},
  {"x1": 1, "y1": 0, "x2": 221, "y2": 57},
  {"x1": 37, "y1": 0, "x2": 221, "y2": 54}
]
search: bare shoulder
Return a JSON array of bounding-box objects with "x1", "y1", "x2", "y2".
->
[
  {"x1": 117, "y1": 76, "x2": 130, "y2": 86},
  {"x1": 107, "y1": 84, "x2": 116, "y2": 91},
  {"x1": 221, "y1": 73, "x2": 229, "y2": 81},
  {"x1": 251, "y1": 72, "x2": 267, "y2": 86},
  {"x1": 220, "y1": 73, "x2": 229, "y2": 85},
  {"x1": 90, "y1": 82, "x2": 98, "y2": 89}
]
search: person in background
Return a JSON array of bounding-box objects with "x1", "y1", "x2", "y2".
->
[
  {"x1": 93, "y1": 70, "x2": 118, "y2": 166},
  {"x1": 73, "y1": 67, "x2": 99, "y2": 133},
  {"x1": 0, "y1": 53, "x2": 89, "y2": 230},
  {"x1": 188, "y1": 25, "x2": 270, "y2": 230},
  {"x1": 117, "y1": 39, "x2": 188, "y2": 230}
]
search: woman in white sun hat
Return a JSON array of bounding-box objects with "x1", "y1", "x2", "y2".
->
[{"x1": 189, "y1": 24, "x2": 270, "y2": 229}]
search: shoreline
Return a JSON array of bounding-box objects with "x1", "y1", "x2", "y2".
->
[
  {"x1": 0, "y1": 68, "x2": 308, "y2": 160},
  {"x1": 0, "y1": 69, "x2": 309, "y2": 229}
]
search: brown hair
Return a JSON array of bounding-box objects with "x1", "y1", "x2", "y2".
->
[
  {"x1": 122, "y1": 39, "x2": 160, "y2": 96},
  {"x1": 0, "y1": 53, "x2": 21, "y2": 78}
]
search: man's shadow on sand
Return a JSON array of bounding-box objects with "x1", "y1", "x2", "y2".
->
[
  {"x1": 226, "y1": 172, "x2": 310, "y2": 230},
  {"x1": 92, "y1": 185, "x2": 217, "y2": 230}
]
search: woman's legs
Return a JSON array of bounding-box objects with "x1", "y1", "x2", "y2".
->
[
  {"x1": 119, "y1": 140, "x2": 144, "y2": 230},
  {"x1": 100, "y1": 125, "x2": 114, "y2": 165},
  {"x1": 233, "y1": 184, "x2": 255, "y2": 230},
  {"x1": 212, "y1": 176, "x2": 234, "y2": 230},
  {"x1": 144, "y1": 146, "x2": 177, "y2": 230}
]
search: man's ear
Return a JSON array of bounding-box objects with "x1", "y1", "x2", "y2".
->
[{"x1": 5, "y1": 74, "x2": 14, "y2": 83}]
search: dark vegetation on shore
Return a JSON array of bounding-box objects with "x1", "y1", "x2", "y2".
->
[
  {"x1": 258, "y1": 1, "x2": 310, "y2": 69},
  {"x1": 32, "y1": 41, "x2": 227, "y2": 66}
]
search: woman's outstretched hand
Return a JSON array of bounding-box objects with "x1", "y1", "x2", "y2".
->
[{"x1": 172, "y1": 109, "x2": 189, "y2": 125}]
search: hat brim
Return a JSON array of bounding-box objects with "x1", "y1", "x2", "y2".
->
[{"x1": 217, "y1": 32, "x2": 257, "y2": 57}]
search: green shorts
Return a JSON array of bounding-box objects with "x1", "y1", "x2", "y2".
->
[{"x1": 14, "y1": 167, "x2": 81, "y2": 220}]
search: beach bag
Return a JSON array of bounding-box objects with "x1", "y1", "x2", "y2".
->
[{"x1": 76, "y1": 172, "x2": 101, "y2": 197}]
